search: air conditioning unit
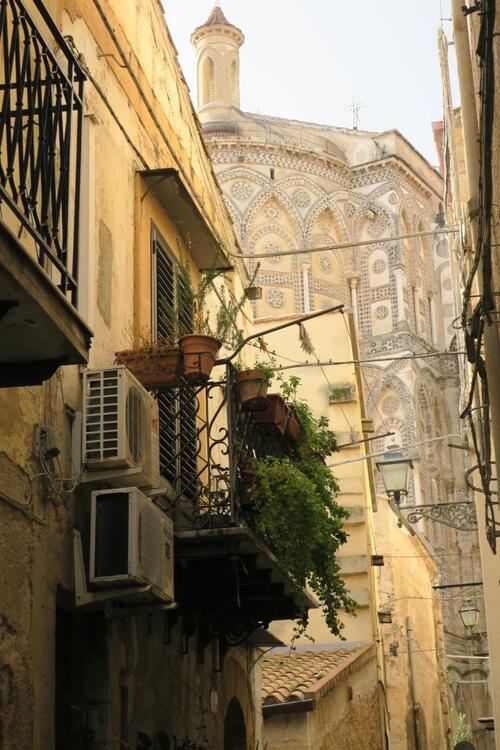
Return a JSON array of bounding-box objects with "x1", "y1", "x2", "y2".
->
[
  {"x1": 82, "y1": 367, "x2": 160, "y2": 489},
  {"x1": 90, "y1": 487, "x2": 174, "y2": 603}
]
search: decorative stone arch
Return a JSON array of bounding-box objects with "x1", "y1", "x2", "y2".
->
[
  {"x1": 304, "y1": 194, "x2": 350, "y2": 246},
  {"x1": 275, "y1": 173, "x2": 327, "y2": 200},
  {"x1": 351, "y1": 198, "x2": 392, "y2": 242},
  {"x1": 365, "y1": 370, "x2": 417, "y2": 445},
  {"x1": 242, "y1": 184, "x2": 305, "y2": 246},
  {"x1": 218, "y1": 166, "x2": 269, "y2": 191},
  {"x1": 366, "y1": 180, "x2": 406, "y2": 205},
  {"x1": 222, "y1": 196, "x2": 243, "y2": 238},
  {"x1": 248, "y1": 223, "x2": 296, "y2": 252}
]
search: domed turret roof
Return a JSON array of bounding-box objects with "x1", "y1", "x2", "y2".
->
[{"x1": 201, "y1": 4, "x2": 233, "y2": 27}]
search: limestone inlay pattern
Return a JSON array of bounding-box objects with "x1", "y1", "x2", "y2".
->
[
  {"x1": 264, "y1": 242, "x2": 282, "y2": 264},
  {"x1": 382, "y1": 396, "x2": 400, "y2": 415},
  {"x1": 373, "y1": 259, "x2": 387, "y2": 275},
  {"x1": 375, "y1": 305, "x2": 390, "y2": 320},
  {"x1": 319, "y1": 255, "x2": 333, "y2": 274},
  {"x1": 266, "y1": 207, "x2": 280, "y2": 220},
  {"x1": 266, "y1": 289, "x2": 285, "y2": 308},
  {"x1": 292, "y1": 188, "x2": 311, "y2": 208},
  {"x1": 231, "y1": 180, "x2": 252, "y2": 200}
]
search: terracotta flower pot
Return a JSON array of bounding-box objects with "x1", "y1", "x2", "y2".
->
[
  {"x1": 115, "y1": 347, "x2": 182, "y2": 390},
  {"x1": 252, "y1": 394, "x2": 287, "y2": 436},
  {"x1": 236, "y1": 370, "x2": 269, "y2": 411},
  {"x1": 179, "y1": 334, "x2": 222, "y2": 384},
  {"x1": 285, "y1": 406, "x2": 302, "y2": 442}
]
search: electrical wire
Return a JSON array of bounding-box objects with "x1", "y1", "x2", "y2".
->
[
  {"x1": 229, "y1": 227, "x2": 459, "y2": 260},
  {"x1": 271, "y1": 350, "x2": 465, "y2": 371}
]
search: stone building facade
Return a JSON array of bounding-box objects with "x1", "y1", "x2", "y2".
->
[
  {"x1": 190, "y1": 4, "x2": 490, "y2": 747},
  {"x1": 0, "y1": 1, "x2": 312, "y2": 748}
]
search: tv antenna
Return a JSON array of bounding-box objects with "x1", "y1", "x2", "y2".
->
[{"x1": 346, "y1": 98, "x2": 365, "y2": 130}]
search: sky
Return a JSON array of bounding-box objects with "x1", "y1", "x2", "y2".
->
[{"x1": 163, "y1": 1, "x2": 455, "y2": 165}]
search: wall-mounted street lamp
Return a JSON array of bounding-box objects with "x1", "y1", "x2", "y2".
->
[
  {"x1": 375, "y1": 444, "x2": 414, "y2": 505},
  {"x1": 459, "y1": 601, "x2": 480, "y2": 636},
  {"x1": 375, "y1": 443, "x2": 477, "y2": 532}
]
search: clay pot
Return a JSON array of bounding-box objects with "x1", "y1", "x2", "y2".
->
[
  {"x1": 115, "y1": 348, "x2": 182, "y2": 390},
  {"x1": 179, "y1": 334, "x2": 222, "y2": 384},
  {"x1": 252, "y1": 394, "x2": 287, "y2": 436},
  {"x1": 285, "y1": 406, "x2": 302, "y2": 442},
  {"x1": 236, "y1": 370, "x2": 270, "y2": 411}
]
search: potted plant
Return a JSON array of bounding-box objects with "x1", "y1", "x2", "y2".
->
[
  {"x1": 115, "y1": 295, "x2": 183, "y2": 389},
  {"x1": 280, "y1": 376, "x2": 303, "y2": 443},
  {"x1": 252, "y1": 393, "x2": 288, "y2": 435},
  {"x1": 177, "y1": 259, "x2": 248, "y2": 384},
  {"x1": 246, "y1": 454, "x2": 355, "y2": 637},
  {"x1": 329, "y1": 384, "x2": 355, "y2": 404},
  {"x1": 115, "y1": 339, "x2": 182, "y2": 390},
  {"x1": 278, "y1": 376, "x2": 337, "y2": 457},
  {"x1": 233, "y1": 360, "x2": 274, "y2": 411}
]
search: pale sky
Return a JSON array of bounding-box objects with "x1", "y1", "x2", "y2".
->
[{"x1": 163, "y1": 1, "x2": 455, "y2": 165}]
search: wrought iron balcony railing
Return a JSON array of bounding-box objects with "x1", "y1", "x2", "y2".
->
[
  {"x1": 0, "y1": 0, "x2": 85, "y2": 305},
  {"x1": 159, "y1": 365, "x2": 267, "y2": 531}
]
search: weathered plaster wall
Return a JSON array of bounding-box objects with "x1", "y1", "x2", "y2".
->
[
  {"x1": 374, "y1": 498, "x2": 451, "y2": 750},
  {"x1": 251, "y1": 314, "x2": 378, "y2": 646},
  {"x1": 0, "y1": 1, "x2": 248, "y2": 748}
]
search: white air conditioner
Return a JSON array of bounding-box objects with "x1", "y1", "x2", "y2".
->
[
  {"x1": 82, "y1": 367, "x2": 160, "y2": 489},
  {"x1": 89, "y1": 487, "x2": 174, "y2": 603}
]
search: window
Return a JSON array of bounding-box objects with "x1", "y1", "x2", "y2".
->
[{"x1": 152, "y1": 229, "x2": 197, "y2": 495}]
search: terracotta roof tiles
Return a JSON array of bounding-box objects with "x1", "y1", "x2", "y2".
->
[
  {"x1": 201, "y1": 5, "x2": 233, "y2": 28},
  {"x1": 261, "y1": 647, "x2": 362, "y2": 706}
]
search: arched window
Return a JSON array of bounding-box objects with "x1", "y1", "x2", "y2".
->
[
  {"x1": 202, "y1": 56, "x2": 215, "y2": 104},
  {"x1": 224, "y1": 697, "x2": 247, "y2": 750}
]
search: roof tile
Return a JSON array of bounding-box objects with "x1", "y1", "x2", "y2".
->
[
  {"x1": 200, "y1": 5, "x2": 233, "y2": 28},
  {"x1": 261, "y1": 647, "x2": 362, "y2": 706}
]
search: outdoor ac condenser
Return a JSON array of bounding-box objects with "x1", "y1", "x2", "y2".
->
[
  {"x1": 89, "y1": 487, "x2": 174, "y2": 603},
  {"x1": 82, "y1": 366, "x2": 160, "y2": 489}
]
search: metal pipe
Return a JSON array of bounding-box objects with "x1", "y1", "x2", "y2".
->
[
  {"x1": 230, "y1": 226, "x2": 459, "y2": 260},
  {"x1": 328, "y1": 434, "x2": 462, "y2": 469},
  {"x1": 216, "y1": 304, "x2": 345, "y2": 364},
  {"x1": 433, "y1": 581, "x2": 483, "y2": 590}
]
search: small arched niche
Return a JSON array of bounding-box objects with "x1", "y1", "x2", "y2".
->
[
  {"x1": 202, "y1": 56, "x2": 215, "y2": 105},
  {"x1": 230, "y1": 59, "x2": 238, "y2": 102},
  {"x1": 224, "y1": 697, "x2": 247, "y2": 750}
]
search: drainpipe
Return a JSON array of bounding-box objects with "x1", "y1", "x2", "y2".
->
[{"x1": 406, "y1": 617, "x2": 420, "y2": 750}]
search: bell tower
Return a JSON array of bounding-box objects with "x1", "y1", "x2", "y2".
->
[{"x1": 191, "y1": 4, "x2": 244, "y2": 128}]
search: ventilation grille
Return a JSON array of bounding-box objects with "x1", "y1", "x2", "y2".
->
[
  {"x1": 126, "y1": 386, "x2": 144, "y2": 464},
  {"x1": 84, "y1": 370, "x2": 120, "y2": 462}
]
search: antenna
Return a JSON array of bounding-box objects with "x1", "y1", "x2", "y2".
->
[{"x1": 346, "y1": 98, "x2": 365, "y2": 130}]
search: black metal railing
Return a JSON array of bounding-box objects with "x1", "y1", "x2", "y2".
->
[
  {"x1": 0, "y1": 0, "x2": 85, "y2": 305},
  {"x1": 159, "y1": 366, "x2": 264, "y2": 531}
]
